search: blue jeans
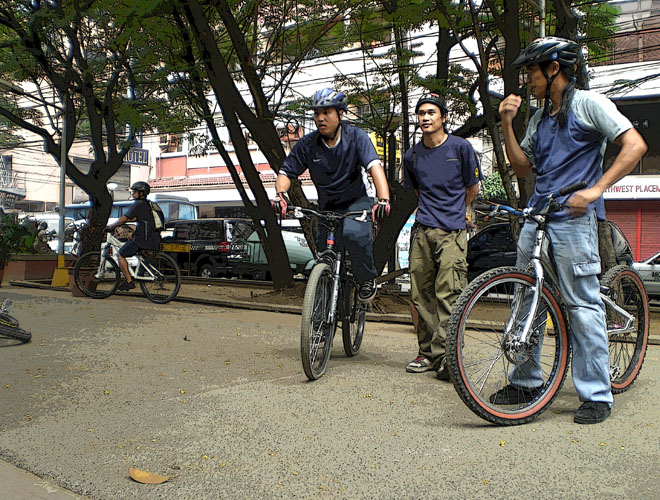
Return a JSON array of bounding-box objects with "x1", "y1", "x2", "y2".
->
[
  {"x1": 511, "y1": 211, "x2": 613, "y2": 406},
  {"x1": 317, "y1": 196, "x2": 376, "y2": 284}
]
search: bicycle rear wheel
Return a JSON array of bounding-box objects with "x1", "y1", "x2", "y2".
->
[
  {"x1": 139, "y1": 252, "x2": 182, "y2": 304},
  {"x1": 301, "y1": 262, "x2": 336, "y2": 380},
  {"x1": 0, "y1": 313, "x2": 31, "y2": 342},
  {"x1": 341, "y1": 279, "x2": 365, "y2": 357},
  {"x1": 446, "y1": 267, "x2": 570, "y2": 426},
  {"x1": 74, "y1": 251, "x2": 120, "y2": 299},
  {"x1": 601, "y1": 265, "x2": 649, "y2": 394}
]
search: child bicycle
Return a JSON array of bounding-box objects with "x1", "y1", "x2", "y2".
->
[
  {"x1": 288, "y1": 206, "x2": 370, "y2": 380},
  {"x1": 73, "y1": 227, "x2": 182, "y2": 304},
  {"x1": 0, "y1": 299, "x2": 31, "y2": 343},
  {"x1": 446, "y1": 182, "x2": 649, "y2": 425}
]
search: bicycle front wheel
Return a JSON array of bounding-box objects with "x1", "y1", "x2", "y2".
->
[
  {"x1": 301, "y1": 263, "x2": 336, "y2": 380},
  {"x1": 446, "y1": 267, "x2": 570, "y2": 426},
  {"x1": 139, "y1": 252, "x2": 182, "y2": 304},
  {"x1": 0, "y1": 313, "x2": 31, "y2": 342},
  {"x1": 601, "y1": 265, "x2": 649, "y2": 393},
  {"x1": 341, "y1": 279, "x2": 365, "y2": 357},
  {"x1": 74, "y1": 251, "x2": 120, "y2": 299}
]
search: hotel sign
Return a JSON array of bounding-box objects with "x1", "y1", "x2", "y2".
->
[{"x1": 125, "y1": 148, "x2": 149, "y2": 166}]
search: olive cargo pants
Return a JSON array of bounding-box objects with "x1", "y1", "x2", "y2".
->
[{"x1": 409, "y1": 226, "x2": 468, "y2": 367}]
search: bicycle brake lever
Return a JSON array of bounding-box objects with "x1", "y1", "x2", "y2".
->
[
  {"x1": 293, "y1": 207, "x2": 303, "y2": 218},
  {"x1": 355, "y1": 210, "x2": 368, "y2": 222}
]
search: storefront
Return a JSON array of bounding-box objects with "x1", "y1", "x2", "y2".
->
[{"x1": 604, "y1": 175, "x2": 660, "y2": 261}]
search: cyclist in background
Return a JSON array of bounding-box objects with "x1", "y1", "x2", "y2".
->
[
  {"x1": 273, "y1": 88, "x2": 390, "y2": 302},
  {"x1": 498, "y1": 37, "x2": 647, "y2": 424},
  {"x1": 106, "y1": 181, "x2": 158, "y2": 291}
]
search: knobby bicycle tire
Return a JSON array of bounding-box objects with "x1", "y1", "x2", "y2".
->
[
  {"x1": 0, "y1": 313, "x2": 32, "y2": 342},
  {"x1": 300, "y1": 262, "x2": 336, "y2": 380},
  {"x1": 139, "y1": 252, "x2": 182, "y2": 304},
  {"x1": 74, "y1": 251, "x2": 121, "y2": 299},
  {"x1": 446, "y1": 267, "x2": 570, "y2": 426},
  {"x1": 341, "y1": 279, "x2": 365, "y2": 357},
  {"x1": 601, "y1": 265, "x2": 649, "y2": 394}
]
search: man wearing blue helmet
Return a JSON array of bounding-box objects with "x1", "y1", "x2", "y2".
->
[
  {"x1": 273, "y1": 88, "x2": 390, "y2": 302},
  {"x1": 498, "y1": 37, "x2": 647, "y2": 424}
]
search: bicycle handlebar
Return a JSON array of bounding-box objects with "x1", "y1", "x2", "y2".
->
[
  {"x1": 488, "y1": 181, "x2": 589, "y2": 218},
  {"x1": 287, "y1": 206, "x2": 371, "y2": 223}
]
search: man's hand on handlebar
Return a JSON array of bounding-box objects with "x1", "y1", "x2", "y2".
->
[
  {"x1": 271, "y1": 192, "x2": 291, "y2": 218},
  {"x1": 373, "y1": 198, "x2": 390, "y2": 221}
]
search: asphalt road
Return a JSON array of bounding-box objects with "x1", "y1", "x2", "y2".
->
[{"x1": 0, "y1": 286, "x2": 659, "y2": 500}]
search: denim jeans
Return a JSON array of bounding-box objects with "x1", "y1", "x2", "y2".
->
[
  {"x1": 316, "y1": 196, "x2": 376, "y2": 284},
  {"x1": 511, "y1": 211, "x2": 613, "y2": 406}
]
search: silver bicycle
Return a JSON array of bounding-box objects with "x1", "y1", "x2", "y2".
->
[
  {"x1": 446, "y1": 182, "x2": 650, "y2": 425},
  {"x1": 73, "y1": 228, "x2": 181, "y2": 304}
]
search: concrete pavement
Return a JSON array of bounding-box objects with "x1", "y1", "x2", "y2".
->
[{"x1": 0, "y1": 285, "x2": 659, "y2": 500}]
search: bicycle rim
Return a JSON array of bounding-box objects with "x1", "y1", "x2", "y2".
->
[
  {"x1": 342, "y1": 280, "x2": 365, "y2": 357},
  {"x1": 139, "y1": 253, "x2": 182, "y2": 304},
  {"x1": 0, "y1": 313, "x2": 31, "y2": 342},
  {"x1": 446, "y1": 267, "x2": 570, "y2": 426},
  {"x1": 301, "y1": 263, "x2": 335, "y2": 380},
  {"x1": 601, "y1": 265, "x2": 649, "y2": 393},
  {"x1": 74, "y1": 251, "x2": 120, "y2": 299}
]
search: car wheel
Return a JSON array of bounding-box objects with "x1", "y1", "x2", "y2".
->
[{"x1": 199, "y1": 264, "x2": 215, "y2": 279}]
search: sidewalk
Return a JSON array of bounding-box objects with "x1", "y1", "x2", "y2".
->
[{"x1": 0, "y1": 460, "x2": 86, "y2": 500}]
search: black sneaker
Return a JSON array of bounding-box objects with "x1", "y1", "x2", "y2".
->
[
  {"x1": 358, "y1": 278, "x2": 377, "y2": 303},
  {"x1": 435, "y1": 356, "x2": 450, "y2": 381},
  {"x1": 489, "y1": 384, "x2": 542, "y2": 405},
  {"x1": 574, "y1": 401, "x2": 611, "y2": 424},
  {"x1": 118, "y1": 281, "x2": 135, "y2": 291}
]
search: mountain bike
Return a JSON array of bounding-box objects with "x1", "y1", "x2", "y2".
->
[
  {"x1": 0, "y1": 299, "x2": 31, "y2": 343},
  {"x1": 446, "y1": 182, "x2": 649, "y2": 425},
  {"x1": 73, "y1": 228, "x2": 181, "y2": 304},
  {"x1": 288, "y1": 206, "x2": 370, "y2": 380}
]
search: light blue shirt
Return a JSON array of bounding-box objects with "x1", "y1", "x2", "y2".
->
[{"x1": 521, "y1": 89, "x2": 632, "y2": 220}]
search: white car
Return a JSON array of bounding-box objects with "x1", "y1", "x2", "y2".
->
[{"x1": 632, "y1": 251, "x2": 660, "y2": 298}]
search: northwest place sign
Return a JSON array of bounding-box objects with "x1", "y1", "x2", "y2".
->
[
  {"x1": 604, "y1": 175, "x2": 660, "y2": 199},
  {"x1": 125, "y1": 148, "x2": 149, "y2": 166}
]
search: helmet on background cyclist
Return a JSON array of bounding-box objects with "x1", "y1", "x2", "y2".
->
[
  {"x1": 415, "y1": 92, "x2": 448, "y2": 115},
  {"x1": 309, "y1": 88, "x2": 348, "y2": 111},
  {"x1": 130, "y1": 181, "x2": 150, "y2": 198}
]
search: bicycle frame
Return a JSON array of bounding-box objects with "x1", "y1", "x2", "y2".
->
[
  {"x1": 496, "y1": 199, "x2": 638, "y2": 351},
  {"x1": 292, "y1": 206, "x2": 369, "y2": 326},
  {"x1": 96, "y1": 232, "x2": 160, "y2": 282}
]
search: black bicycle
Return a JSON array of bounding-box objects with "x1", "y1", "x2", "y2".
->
[
  {"x1": 288, "y1": 206, "x2": 370, "y2": 380},
  {"x1": 0, "y1": 299, "x2": 31, "y2": 343}
]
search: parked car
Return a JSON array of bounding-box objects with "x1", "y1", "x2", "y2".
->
[
  {"x1": 161, "y1": 218, "x2": 313, "y2": 280},
  {"x1": 633, "y1": 251, "x2": 660, "y2": 298},
  {"x1": 467, "y1": 220, "x2": 633, "y2": 282}
]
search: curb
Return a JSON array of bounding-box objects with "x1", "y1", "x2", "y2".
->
[{"x1": 6, "y1": 280, "x2": 414, "y2": 325}]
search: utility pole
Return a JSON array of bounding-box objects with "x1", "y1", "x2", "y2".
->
[{"x1": 51, "y1": 95, "x2": 69, "y2": 287}]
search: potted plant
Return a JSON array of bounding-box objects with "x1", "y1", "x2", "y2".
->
[
  {"x1": 0, "y1": 214, "x2": 56, "y2": 284},
  {"x1": 0, "y1": 215, "x2": 22, "y2": 285}
]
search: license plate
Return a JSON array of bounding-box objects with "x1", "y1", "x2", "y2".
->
[{"x1": 161, "y1": 243, "x2": 190, "y2": 252}]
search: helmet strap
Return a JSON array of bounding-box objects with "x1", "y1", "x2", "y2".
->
[{"x1": 541, "y1": 67, "x2": 559, "y2": 115}]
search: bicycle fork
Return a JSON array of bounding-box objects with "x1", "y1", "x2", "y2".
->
[
  {"x1": 327, "y1": 252, "x2": 343, "y2": 326},
  {"x1": 506, "y1": 226, "x2": 547, "y2": 350}
]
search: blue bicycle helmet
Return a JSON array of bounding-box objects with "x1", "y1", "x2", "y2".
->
[{"x1": 309, "y1": 88, "x2": 348, "y2": 111}]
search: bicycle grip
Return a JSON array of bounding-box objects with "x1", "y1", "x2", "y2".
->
[{"x1": 557, "y1": 181, "x2": 587, "y2": 197}]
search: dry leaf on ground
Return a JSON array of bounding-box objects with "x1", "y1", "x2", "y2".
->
[{"x1": 128, "y1": 467, "x2": 169, "y2": 484}]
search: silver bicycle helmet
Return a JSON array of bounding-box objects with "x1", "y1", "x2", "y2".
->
[{"x1": 513, "y1": 37, "x2": 579, "y2": 69}]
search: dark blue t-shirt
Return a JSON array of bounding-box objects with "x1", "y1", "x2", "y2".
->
[
  {"x1": 403, "y1": 134, "x2": 481, "y2": 231},
  {"x1": 124, "y1": 199, "x2": 156, "y2": 249},
  {"x1": 280, "y1": 124, "x2": 379, "y2": 210}
]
